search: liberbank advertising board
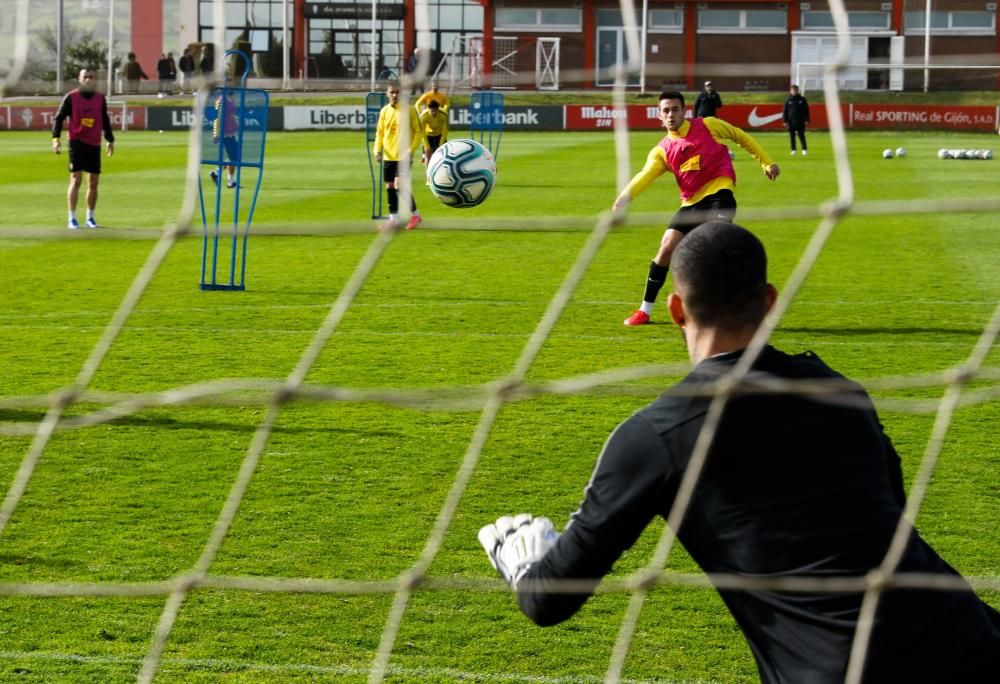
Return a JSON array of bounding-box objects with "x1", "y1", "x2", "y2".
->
[{"x1": 282, "y1": 105, "x2": 564, "y2": 131}]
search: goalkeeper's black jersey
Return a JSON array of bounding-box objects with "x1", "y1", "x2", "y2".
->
[{"x1": 519, "y1": 345, "x2": 1000, "y2": 684}]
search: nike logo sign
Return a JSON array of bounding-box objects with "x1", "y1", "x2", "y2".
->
[{"x1": 747, "y1": 108, "x2": 784, "y2": 127}]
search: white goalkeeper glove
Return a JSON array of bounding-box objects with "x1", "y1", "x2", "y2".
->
[{"x1": 478, "y1": 514, "x2": 559, "y2": 588}]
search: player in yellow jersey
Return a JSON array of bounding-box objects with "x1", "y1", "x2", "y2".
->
[
  {"x1": 419, "y1": 101, "x2": 449, "y2": 184},
  {"x1": 374, "y1": 82, "x2": 428, "y2": 230},
  {"x1": 415, "y1": 81, "x2": 449, "y2": 114},
  {"x1": 613, "y1": 91, "x2": 780, "y2": 326}
]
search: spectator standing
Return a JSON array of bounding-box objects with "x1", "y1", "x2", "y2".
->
[
  {"x1": 178, "y1": 48, "x2": 195, "y2": 93},
  {"x1": 199, "y1": 44, "x2": 215, "y2": 80},
  {"x1": 783, "y1": 84, "x2": 811, "y2": 156},
  {"x1": 123, "y1": 52, "x2": 148, "y2": 94},
  {"x1": 694, "y1": 80, "x2": 723, "y2": 118},
  {"x1": 155, "y1": 53, "x2": 173, "y2": 97}
]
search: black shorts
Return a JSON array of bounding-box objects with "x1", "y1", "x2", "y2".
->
[
  {"x1": 427, "y1": 135, "x2": 442, "y2": 154},
  {"x1": 668, "y1": 189, "x2": 737, "y2": 234},
  {"x1": 222, "y1": 136, "x2": 240, "y2": 163},
  {"x1": 382, "y1": 159, "x2": 410, "y2": 182},
  {"x1": 68, "y1": 139, "x2": 101, "y2": 174}
]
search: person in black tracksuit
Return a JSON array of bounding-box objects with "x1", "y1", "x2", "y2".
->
[
  {"x1": 480, "y1": 223, "x2": 1000, "y2": 684},
  {"x1": 783, "y1": 84, "x2": 810, "y2": 155},
  {"x1": 693, "y1": 80, "x2": 722, "y2": 118}
]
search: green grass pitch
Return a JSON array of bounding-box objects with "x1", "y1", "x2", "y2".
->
[{"x1": 0, "y1": 127, "x2": 998, "y2": 683}]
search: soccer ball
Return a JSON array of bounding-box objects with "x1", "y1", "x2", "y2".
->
[
  {"x1": 882, "y1": 149, "x2": 894, "y2": 159},
  {"x1": 426, "y1": 139, "x2": 497, "y2": 208},
  {"x1": 937, "y1": 148, "x2": 949, "y2": 159},
  {"x1": 728, "y1": 149, "x2": 736, "y2": 160},
  {"x1": 895, "y1": 147, "x2": 906, "y2": 158},
  {"x1": 984, "y1": 150, "x2": 994, "y2": 160}
]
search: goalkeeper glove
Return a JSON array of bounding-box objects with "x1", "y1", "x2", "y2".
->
[{"x1": 478, "y1": 514, "x2": 559, "y2": 588}]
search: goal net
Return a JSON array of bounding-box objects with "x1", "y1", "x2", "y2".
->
[{"x1": 0, "y1": 1, "x2": 998, "y2": 683}]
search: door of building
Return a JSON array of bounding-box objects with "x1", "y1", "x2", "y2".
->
[{"x1": 596, "y1": 27, "x2": 639, "y2": 87}]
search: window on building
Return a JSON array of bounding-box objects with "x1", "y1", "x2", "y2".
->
[
  {"x1": 649, "y1": 9, "x2": 683, "y2": 31},
  {"x1": 496, "y1": 7, "x2": 582, "y2": 31},
  {"x1": 197, "y1": 0, "x2": 297, "y2": 79},
  {"x1": 699, "y1": 9, "x2": 786, "y2": 32},
  {"x1": 801, "y1": 11, "x2": 891, "y2": 30},
  {"x1": 904, "y1": 10, "x2": 995, "y2": 34}
]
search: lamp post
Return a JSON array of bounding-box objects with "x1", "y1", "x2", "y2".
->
[
  {"x1": 57, "y1": 0, "x2": 64, "y2": 92},
  {"x1": 107, "y1": 0, "x2": 115, "y2": 94}
]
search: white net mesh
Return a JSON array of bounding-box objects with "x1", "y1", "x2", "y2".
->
[{"x1": 1, "y1": 1, "x2": 998, "y2": 683}]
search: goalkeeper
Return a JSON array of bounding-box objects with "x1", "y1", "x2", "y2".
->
[
  {"x1": 614, "y1": 91, "x2": 780, "y2": 327},
  {"x1": 374, "y1": 82, "x2": 427, "y2": 230},
  {"x1": 480, "y1": 222, "x2": 1000, "y2": 683}
]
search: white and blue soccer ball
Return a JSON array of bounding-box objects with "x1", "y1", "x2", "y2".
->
[
  {"x1": 882, "y1": 148, "x2": 894, "y2": 159},
  {"x1": 937, "y1": 148, "x2": 949, "y2": 159},
  {"x1": 895, "y1": 147, "x2": 906, "y2": 158},
  {"x1": 427, "y1": 139, "x2": 497, "y2": 208}
]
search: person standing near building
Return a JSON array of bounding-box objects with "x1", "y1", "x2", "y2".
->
[
  {"x1": 178, "y1": 48, "x2": 195, "y2": 93},
  {"x1": 783, "y1": 84, "x2": 811, "y2": 156},
  {"x1": 374, "y1": 82, "x2": 427, "y2": 230},
  {"x1": 693, "y1": 80, "x2": 722, "y2": 118},
  {"x1": 199, "y1": 44, "x2": 215, "y2": 81},
  {"x1": 51, "y1": 68, "x2": 115, "y2": 229},
  {"x1": 612, "y1": 91, "x2": 779, "y2": 327},
  {"x1": 123, "y1": 51, "x2": 148, "y2": 94},
  {"x1": 167, "y1": 52, "x2": 177, "y2": 91},
  {"x1": 155, "y1": 53, "x2": 173, "y2": 97},
  {"x1": 404, "y1": 48, "x2": 422, "y2": 95},
  {"x1": 480, "y1": 221, "x2": 1000, "y2": 684}
]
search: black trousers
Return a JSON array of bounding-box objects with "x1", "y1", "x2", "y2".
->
[{"x1": 788, "y1": 124, "x2": 807, "y2": 151}]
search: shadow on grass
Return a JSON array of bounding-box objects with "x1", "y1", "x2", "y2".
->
[
  {"x1": 780, "y1": 326, "x2": 987, "y2": 337},
  {"x1": 0, "y1": 553, "x2": 83, "y2": 571},
  {"x1": 0, "y1": 410, "x2": 405, "y2": 438}
]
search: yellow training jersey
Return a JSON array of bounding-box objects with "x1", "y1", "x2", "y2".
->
[
  {"x1": 622, "y1": 118, "x2": 776, "y2": 206},
  {"x1": 373, "y1": 102, "x2": 426, "y2": 161},
  {"x1": 415, "y1": 90, "x2": 449, "y2": 112},
  {"x1": 420, "y1": 109, "x2": 449, "y2": 140}
]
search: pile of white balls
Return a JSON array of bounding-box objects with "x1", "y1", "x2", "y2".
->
[{"x1": 936, "y1": 148, "x2": 994, "y2": 160}]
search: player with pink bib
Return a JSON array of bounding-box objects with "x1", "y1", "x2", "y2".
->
[
  {"x1": 614, "y1": 90, "x2": 780, "y2": 327},
  {"x1": 51, "y1": 69, "x2": 115, "y2": 229}
]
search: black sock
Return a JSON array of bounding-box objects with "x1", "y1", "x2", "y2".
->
[
  {"x1": 643, "y1": 261, "x2": 668, "y2": 304},
  {"x1": 387, "y1": 187, "x2": 398, "y2": 214}
]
